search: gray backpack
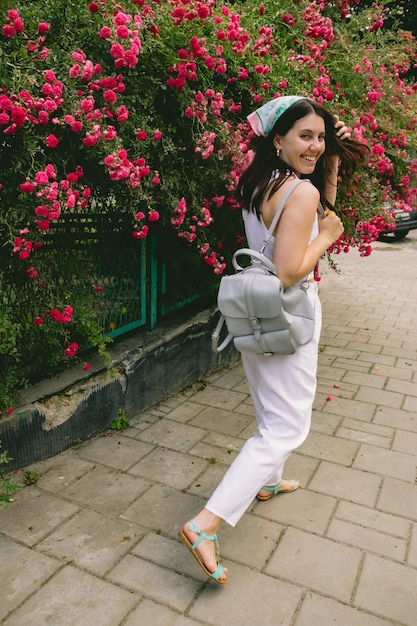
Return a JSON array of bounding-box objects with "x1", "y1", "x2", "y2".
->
[{"x1": 212, "y1": 179, "x2": 324, "y2": 356}]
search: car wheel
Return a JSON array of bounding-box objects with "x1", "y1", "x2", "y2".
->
[{"x1": 393, "y1": 230, "x2": 409, "y2": 240}]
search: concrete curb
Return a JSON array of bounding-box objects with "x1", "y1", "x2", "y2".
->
[{"x1": 0, "y1": 307, "x2": 238, "y2": 471}]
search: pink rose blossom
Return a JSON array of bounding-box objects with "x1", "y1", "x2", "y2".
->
[
  {"x1": 41, "y1": 83, "x2": 53, "y2": 96},
  {"x1": 35, "y1": 205, "x2": 48, "y2": 217},
  {"x1": 14, "y1": 18, "x2": 24, "y2": 33},
  {"x1": 20, "y1": 181, "x2": 35, "y2": 193},
  {"x1": 2, "y1": 24, "x2": 15, "y2": 38},
  {"x1": 110, "y1": 43, "x2": 124, "y2": 59},
  {"x1": 114, "y1": 12, "x2": 129, "y2": 26},
  {"x1": 38, "y1": 22, "x2": 50, "y2": 34},
  {"x1": 38, "y1": 111, "x2": 49, "y2": 126},
  {"x1": 45, "y1": 70, "x2": 56, "y2": 83},
  {"x1": 36, "y1": 220, "x2": 50, "y2": 231},
  {"x1": 26, "y1": 267, "x2": 38, "y2": 279},
  {"x1": 46, "y1": 134, "x2": 59, "y2": 148},
  {"x1": 98, "y1": 26, "x2": 112, "y2": 39},
  {"x1": 39, "y1": 47, "x2": 49, "y2": 61},
  {"x1": 148, "y1": 210, "x2": 159, "y2": 222},
  {"x1": 81, "y1": 98, "x2": 94, "y2": 112},
  {"x1": 116, "y1": 25, "x2": 130, "y2": 39},
  {"x1": 116, "y1": 106, "x2": 129, "y2": 122},
  {"x1": 104, "y1": 126, "x2": 117, "y2": 140},
  {"x1": 34, "y1": 171, "x2": 48, "y2": 184},
  {"x1": 50, "y1": 306, "x2": 73, "y2": 323},
  {"x1": 104, "y1": 90, "x2": 117, "y2": 103},
  {"x1": 65, "y1": 342, "x2": 78, "y2": 357},
  {"x1": 45, "y1": 164, "x2": 56, "y2": 178},
  {"x1": 133, "y1": 225, "x2": 149, "y2": 239},
  {"x1": 69, "y1": 64, "x2": 80, "y2": 78},
  {"x1": 11, "y1": 107, "x2": 26, "y2": 126}
]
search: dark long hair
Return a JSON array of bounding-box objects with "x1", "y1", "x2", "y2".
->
[{"x1": 236, "y1": 98, "x2": 370, "y2": 217}]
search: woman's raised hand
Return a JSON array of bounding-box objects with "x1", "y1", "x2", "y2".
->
[
  {"x1": 333, "y1": 115, "x2": 351, "y2": 140},
  {"x1": 319, "y1": 209, "x2": 344, "y2": 245}
]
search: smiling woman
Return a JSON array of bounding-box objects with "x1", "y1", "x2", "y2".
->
[{"x1": 178, "y1": 95, "x2": 369, "y2": 584}]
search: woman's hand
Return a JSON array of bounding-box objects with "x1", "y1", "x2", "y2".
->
[
  {"x1": 333, "y1": 115, "x2": 351, "y2": 141},
  {"x1": 318, "y1": 209, "x2": 344, "y2": 245}
]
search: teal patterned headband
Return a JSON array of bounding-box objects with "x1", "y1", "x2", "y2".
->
[{"x1": 247, "y1": 96, "x2": 304, "y2": 137}]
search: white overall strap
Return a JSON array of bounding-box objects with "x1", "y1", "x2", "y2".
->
[{"x1": 260, "y1": 179, "x2": 326, "y2": 253}]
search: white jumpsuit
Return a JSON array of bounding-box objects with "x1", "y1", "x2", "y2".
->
[{"x1": 206, "y1": 177, "x2": 322, "y2": 527}]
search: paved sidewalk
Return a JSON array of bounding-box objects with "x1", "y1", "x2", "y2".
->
[{"x1": 1, "y1": 233, "x2": 417, "y2": 626}]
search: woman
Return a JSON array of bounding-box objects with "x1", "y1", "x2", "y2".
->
[{"x1": 179, "y1": 96, "x2": 369, "y2": 584}]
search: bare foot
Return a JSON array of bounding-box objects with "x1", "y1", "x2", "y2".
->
[
  {"x1": 257, "y1": 478, "x2": 300, "y2": 501},
  {"x1": 181, "y1": 520, "x2": 228, "y2": 583}
]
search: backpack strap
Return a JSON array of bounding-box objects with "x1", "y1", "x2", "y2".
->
[
  {"x1": 260, "y1": 179, "x2": 326, "y2": 254},
  {"x1": 211, "y1": 314, "x2": 233, "y2": 352}
]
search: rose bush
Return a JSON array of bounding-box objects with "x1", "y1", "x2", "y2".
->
[{"x1": 1, "y1": 0, "x2": 417, "y2": 413}]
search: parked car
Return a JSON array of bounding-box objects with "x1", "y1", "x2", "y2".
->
[{"x1": 378, "y1": 204, "x2": 417, "y2": 241}]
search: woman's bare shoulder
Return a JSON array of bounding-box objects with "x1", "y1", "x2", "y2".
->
[
  {"x1": 283, "y1": 178, "x2": 320, "y2": 201},
  {"x1": 262, "y1": 177, "x2": 319, "y2": 227}
]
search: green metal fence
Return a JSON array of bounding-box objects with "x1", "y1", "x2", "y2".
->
[
  {"x1": 2, "y1": 213, "x2": 216, "y2": 345},
  {"x1": 42, "y1": 213, "x2": 150, "y2": 337}
]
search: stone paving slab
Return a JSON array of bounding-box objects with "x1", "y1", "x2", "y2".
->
[
  {"x1": 326, "y1": 517, "x2": 407, "y2": 561},
  {"x1": 0, "y1": 536, "x2": 61, "y2": 622},
  {"x1": 2, "y1": 566, "x2": 138, "y2": 626},
  {"x1": 294, "y1": 593, "x2": 393, "y2": 626},
  {"x1": 0, "y1": 488, "x2": 80, "y2": 547},
  {"x1": 36, "y1": 508, "x2": 145, "y2": 576},
  {"x1": 188, "y1": 562, "x2": 303, "y2": 626},
  {"x1": 265, "y1": 527, "x2": 363, "y2": 603},
  {"x1": 123, "y1": 600, "x2": 202, "y2": 626},
  {"x1": 1, "y1": 233, "x2": 417, "y2": 625},
  {"x1": 354, "y1": 554, "x2": 417, "y2": 625}
]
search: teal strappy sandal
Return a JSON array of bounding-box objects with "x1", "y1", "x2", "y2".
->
[
  {"x1": 256, "y1": 479, "x2": 300, "y2": 501},
  {"x1": 178, "y1": 519, "x2": 227, "y2": 584}
]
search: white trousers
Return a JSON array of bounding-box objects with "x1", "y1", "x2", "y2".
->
[{"x1": 206, "y1": 285, "x2": 322, "y2": 527}]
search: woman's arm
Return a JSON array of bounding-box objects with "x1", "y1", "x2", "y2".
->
[
  {"x1": 323, "y1": 154, "x2": 339, "y2": 207},
  {"x1": 264, "y1": 181, "x2": 343, "y2": 288},
  {"x1": 323, "y1": 116, "x2": 351, "y2": 207}
]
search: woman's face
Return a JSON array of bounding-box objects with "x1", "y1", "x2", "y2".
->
[{"x1": 274, "y1": 112, "x2": 326, "y2": 177}]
